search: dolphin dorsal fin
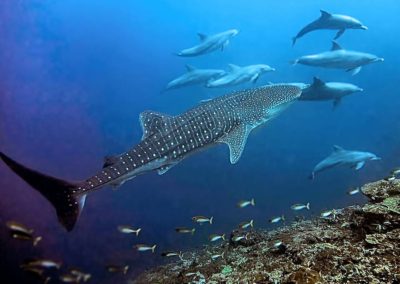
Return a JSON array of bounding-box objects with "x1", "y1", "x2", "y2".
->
[
  {"x1": 197, "y1": 33, "x2": 207, "y2": 41},
  {"x1": 227, "y1": 64, "x2": 240, "y2": 72},
  {"x1": 331, "y1": 41, "x2": 343, "y2": 51},
  {"x1": 320, "y1": 10, "x2": 332, "y2": 19},
  {"x1": 219, "y1": 124, "x2": 251, "y2": 164},
  {"x1": 185, "y1": 64, "x2": 196, "y2": 72},
  {"x1": 333, "y1": 145, "x2": 344, "y2": 152},
  {"x1": 312, "y1": 77, "x2": 325, "y2": 87},
  {"x1": 139, "y1": 111, "x2": 174, "y2": 140}
]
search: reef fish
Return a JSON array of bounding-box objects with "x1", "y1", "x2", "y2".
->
[
  {"x1": 291, "y1": 203, "x2": 310, "y2": 211},
  {"x1": 0, "y1": 84, "x2": 301, "y2": 231},
  {"x1": 237, "y1": 198, "x2": 255, "y2": 208}
]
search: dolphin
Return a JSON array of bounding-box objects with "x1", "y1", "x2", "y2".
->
[
  {"x1": 206, "y1": 64, "x2": 275, "y2": 88},
  {"x1": 0, "y1": 84, "x2": 301, "y2": 231},
  {"x1": 292, "y1": 10, "x2": 367, "y2": 46},
  {"x1": 299, "y1": 77, "x2": 363, "y2": 108},
  {"x1": 176, "y1": 29, "x2": 239, "y2": 57},
  {"x1": 165, "y1": 65, "x2": 225, "y2": 91},
  {"x1": 292, "y1": 41, "x2": 384, "y2": 75},
  {"x1": 310, "y1": 145, "x2": 380, "y2": 179}
]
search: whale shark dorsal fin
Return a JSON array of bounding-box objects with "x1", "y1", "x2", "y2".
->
[
  {"x1": 197, "y1": 33, "x2": 207, "y2": 41},
  {"x1": 320, "y1": 10, "x2": 332, "y2": 19},
  {"x1": 333, "y1": 145, "x2": 344, "y2": 152},
  {"x1": 312, "y1": 77, "x2": 325, "y2": 87},
  {"x1": 139, "y1": 111, "x2": 174, "y2": 140},
  {"x1": 185, "y1": 64, "x2": 196, "y2": 72},
  {"x1": 227, "y1": 64, "x2": 240, "y2": 72},
  {"x1": 219, "y1": 124, "x2": 250, "y2": 164},
  {"x1": 331, "y1": 41, "x2": 343, "y2": 51}
]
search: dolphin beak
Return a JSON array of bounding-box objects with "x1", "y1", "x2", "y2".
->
[
  {"x1": 360, "y1": 25, "x2": 368, "y2": 30},
  {"x1": 372, "y1": 157, "x2": 381, "y2": 161},
  {"x1": 358, "y1": 88, "x2": 364, "y2": 92}
]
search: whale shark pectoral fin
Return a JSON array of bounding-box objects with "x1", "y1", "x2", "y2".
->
[
  {"x1": 347, "y1": 66, "x2": 362, "y2": 76},
  {"x1": 157, "y1": 160, "x2": 181, "y2": 175},
  {"x1": 354, "y1": 161, "x2": 365, "y2": 170},
  {"x1": 331, "y1": 41, "x2": 343, "y2": 51},
  {"x1": 110, "y1": 180, "x2": 126, "y2": 190},
  {"x1": 251, "y1": 74, "x2": 260, "y2": 84},
  {"x1": 334, "y1": 29, "x2": 345, "y2": 40},
  {"x1": 219, "y1": 124, "x2": 250, "y2": 164},
  {"x1": 139, "y1": 111, "x2": 174, "y2": 140},
  {"x1": 197, "y1": 33, "x2": 207, "y2": 41},
  {"x1": 103, "y1": 155, "x2": 119, "y2": 168},
  {"x1": 320, "y1": 10, "x2": 332, "y2": 19}
]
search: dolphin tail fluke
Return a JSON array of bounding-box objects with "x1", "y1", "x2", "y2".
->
[
  {"x1": 308, "y1": 172, "x2": 315, "y2": 180},
  {"x1": 0, "y1": 152, "x2": 84, "y2": 232},
  {"x1": 290, "y1": 59, "x2": 299, "y2": 66}
]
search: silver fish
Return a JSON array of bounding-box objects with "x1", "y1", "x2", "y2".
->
[
  {"x1": 269, "y1": 215, "x2": 285, "y2": 224},
  {"x1": 69, "y1": 268, "x2": 91, "y2": 282},
  {"x1": 117, "y1": 225, "x2": 141, "y2": 236},
  {"x1": 232, "y1": 233, "x2": 248, "y2": 242},
  {"x1": 238, "y1": 219, "x2": 254, "y2": 229},
  {"x1": 320, "y1": 209, "x2": 337, "y2": 218},
  {"x1": 175, "y1": 227, "x2": 195, "y2": 234},
  {"x1": 12, "y1": 232, "x2": 42, "y2": 246},
  {"x1": 237, "y1": 198, "x2": 255, "y2": 208},
  {"x1": 106, "y1": 265, "x2": 129, "y2": 274},
  {"x1": 211, "y1": 252, "x2": 224, "y2": 260},
  {"x1": 6, "y1": 221, "x2": 34, "y2": 235},
  {"x1": 209, "y1": 234, "x2": 225, "y2": 242},
  {"x1": 135, "y1": 244, "x2": 156, "y2": 253},
  {"x1": 273, "y1": 240, "x2": 284, "y2": 248},
  {"x1": 192, "y1": 216, "x2": 213, "y2": 224},
  {"x1": 23, "y1": 259, "x2": 62, "y2": 269},
  {"x1": 59, "y1": 274, "x2": 79, "y2": 283},
  {"x1": 161, "y1": 251, "x2": 183, "y2": 259},
  {"x1": 347, "y1": 187, "x2": 360, "y2": 195},
  {"x1": 291, "y1": 203, "x2": 310, "y2": 211},
  {"x1": 391, "y1": 167, "x2": 400, "y2": 176}
]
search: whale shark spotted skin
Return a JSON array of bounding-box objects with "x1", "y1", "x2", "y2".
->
[
  {"x1": 292, "y1": 10, "x2": 367, "y2": 46},
  {"x1": 310, "y1": 145, "x2": 380, "y2": 179},
  {"x1": 0, "y1": 84, "x2": 301, "y2": 231},
  {"x1": 176, "y1": 29, "x2": 239, "y2": 57},
  {"x1": 292, "y1": 41, "x2": 383, "y2": 75}
]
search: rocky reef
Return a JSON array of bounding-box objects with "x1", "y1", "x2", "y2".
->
[{"x1": 132, "y1": 179, "x2": 400, "y2": 284}]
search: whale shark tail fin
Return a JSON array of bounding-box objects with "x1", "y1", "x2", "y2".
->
[{"x1": 0, "y1": 152, "x2": 85, "y2": 232}]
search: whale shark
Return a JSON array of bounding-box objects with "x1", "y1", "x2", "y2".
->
[
  {"x1": 206, "y1": 64, "x2": 275, "y2": 88},
  {"x1": 292, "y1": 10, "x2": 367, "y2": 46},
  {"x1": 310, "y1": 145, "x2": 380, "y2": 179},
  {"x1": 292, "y1": 41, "x2": 384, "y2": 75},
  {"x1": 176, "y1": 29, "x2": 239, "y2": 57},
  {"x1": 165, "y1": 65, "x2": 225, "y2": 90},
  {"x1": 299, "y1": 77, "x2": 363, "y2": 108},
  {"x1": 0, "y1": 84, "x2": 301, "y2": 231}
]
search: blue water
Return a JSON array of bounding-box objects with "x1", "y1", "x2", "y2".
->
[{"x1": 1, "y1": 0, "x2": 399, "y2": 282}]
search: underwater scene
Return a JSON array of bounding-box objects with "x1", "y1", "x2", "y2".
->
[{"x1": 1, "y1": 0, "x2": 400, "y2": 283}]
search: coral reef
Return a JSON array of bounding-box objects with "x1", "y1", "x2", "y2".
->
[{"x1": 132, "y1": 179, "x2": 400, "y2": 284}]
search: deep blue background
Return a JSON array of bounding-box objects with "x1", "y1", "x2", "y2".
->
[{"x1": 1, "y1": 0, "x2": 399, "y2": 282}]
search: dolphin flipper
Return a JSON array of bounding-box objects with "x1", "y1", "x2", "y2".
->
[
  {"x1": 334, "y1": 29, "x2": 345, "y2": 40},
  {"x1": 347, "y1": 66, "x2": 362, "y2": 76},
  {"x1": 354, "y1": 161, "x2": 365, "y2": 170},
  {"x1": 333, "y1": 99, "x2": 341, "y2": 109}
]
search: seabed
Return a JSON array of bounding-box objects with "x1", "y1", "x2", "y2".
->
[{"x1": 133, "y1": 179, "x2": 400, "y2": 284}]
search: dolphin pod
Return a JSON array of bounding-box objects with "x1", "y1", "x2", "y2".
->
[{"x1": 292, "y1": 10, "x2": 367, "y2": 46}]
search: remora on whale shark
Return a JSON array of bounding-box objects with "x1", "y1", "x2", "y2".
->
[
  {"x1": 292, "y1": 10, "x2": 367, "y2": 46},
  {"x1": 0, "y1": 85, "x2": 301, "y2": 231},
  {"x1": 299, "y1": 77, "x2": 363, "y2": 108},
  {"x1": 292, "y1": 41, "x2": 384, "y2": 75},
  {"x1": 176, "y1": 29, "x2": 239, "y2": 57},
  {"x1": 310, "y1": 145, "x2": 380, "y2": 179}
]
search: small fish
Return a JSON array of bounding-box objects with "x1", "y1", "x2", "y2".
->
[
  {"x1": 185, "y1": 272, "x2": 197, "y2": 277},
  {"x1": 347, "y1": 187, "x2": 360, "y2": 195},
  {"x1": 237, "y1": 198, "x2": 255, "y2": 208},
  {"x1": 211, "y1": 252, "x2": 224, "y2": 260},
  {"x1": 209, "y1": 233, "x2": 225, "y2": 242},
  {"x1": 238, "y1": 219, "x2": 254, "y2": 230},
  {"x1": 117, "y1": 225, "x2": 141, "y2": 236},
  {"x1": 23, "y1": 259, "x2": 62, "y2": 269},
  {"x1": 106, "y1": 265, "x2": 129, "y2": 275},
  {"x1": 135, "y1": 244, "x2": 156, "y2": 253},
  {"x1": 69, "y1": 268, "x2": 91, "y2": 282},
  {"x1": 384, "y1": 175, "x2": 396, "y2": 182},
  {"x1": 175, "y1": 227, "x2": 196, "y2": 234},
  {"x1": 6, "y1": 221, "x2": 34, "y2": 235},
  {"x1": 192, "y1": 216, "x2": 213, "y2": 225},
  {"x1": 232, "y1": 233, "x2": 248, "y2": 242},
  {"x1": 390, "y1": 167, "x2": 400, "y2": 176},
  {"x1": 161, "y1": 251, "x2": 182, "y2": 258},
  {"x1": 60, "y1": 274, "x2": 79, "y2": 283},
  {"x1": 290, "y1": 203, "x2": 310, "y2": 211},
  {"x1": 12, "y1": 232, "x2": 42, "y2": 246},
  {"x1": 21, "y1": 266, "x2": 44, "y2": 277},
  {"x1": 269, "y1": 215, "x2": 285, "y2": 224},
  {"x1": 273, "y1": 240, "x2": 284, "y2": 248},
  {"x1": 320, "y1": 209, "x2": 336, "y2": 218}
]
